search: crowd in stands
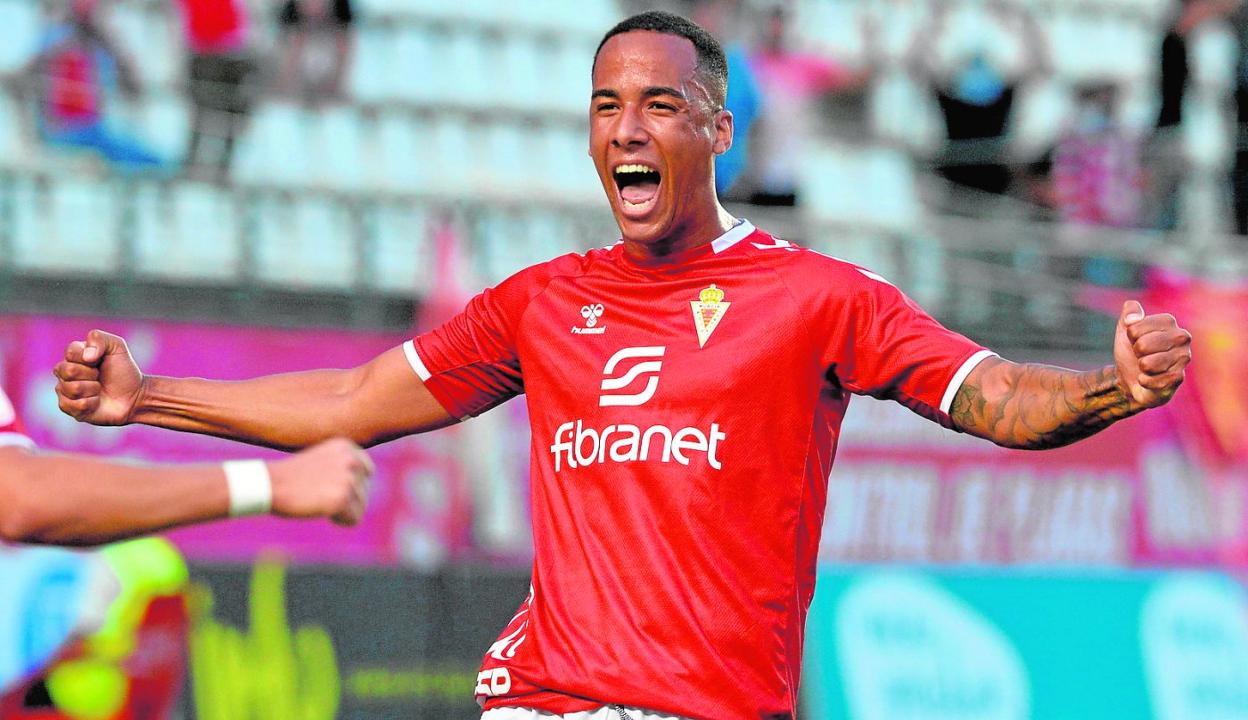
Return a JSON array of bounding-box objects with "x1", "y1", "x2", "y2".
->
[
  {"x1": 3, "y1": 0, "x2": 355, "y2": 181},
  {"x1": 3, "y1": 0, "x2": 1248, "y2": 243}
]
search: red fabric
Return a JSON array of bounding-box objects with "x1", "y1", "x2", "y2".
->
[
  {"x1": 411, "y1": 225, "x2": 987, "y2": 718},
  {"x1": 45, "y1": 47, "x2": 99, "y2": 126},
  {"x1": 0, "y1": 595, "x2": 187, "y2": 720},
  {"x1": 177, "y1": 0, "x2": 245, "y2": 53}
]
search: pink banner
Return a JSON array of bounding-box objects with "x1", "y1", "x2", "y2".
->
[
  {"x1": 0, "y1": 315, "x2": 500, "y2": 566},
  {"x1": 3, "y1": 310, "x2": 1242, "y2": 570},
  {"x1": 822, "y1": 394, "x2": 1247, "y2": 568}
]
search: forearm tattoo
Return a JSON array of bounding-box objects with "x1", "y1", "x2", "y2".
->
[{"x1": 949, "y1": 363, "x2": 1137, "y2": 450}]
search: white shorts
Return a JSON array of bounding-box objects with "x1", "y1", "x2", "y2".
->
[{"x1": 481, "y1": 706, "x2": 691, "y2": 720}]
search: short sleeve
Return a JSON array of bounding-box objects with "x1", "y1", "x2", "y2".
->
[
  {"x1": 404, "y1": 268, "x2": 545, "y2": 421},
  {"x1": 829, "y1": 268, "x2": 995, "y2": 428},
  {"x1": 0, "y1": 387, "x2": 34, "y2": 449}
]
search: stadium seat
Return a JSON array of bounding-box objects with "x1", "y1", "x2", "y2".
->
[
  {"x1": 367, "y1": 202, "x2": 433, "y2": 294},
  {"x1": 392, "y1": 23, "x2": 442, "y2": 104},
  {"x1": 348, "y1": 24, "x2": 396, "y2": 103},
  {"x1": 428, "y1": 114, "x2": 477, "y2": 197},
  {"x1": 133, "y1": 92, "x2": 189, "y2": 163},
  {"x1": 525, "y1": 208, "x2": 580, "y2": 263},
  {"x1": 232, "y1": 103, "x2": 310, "y2": 187},
  {"x1": 253, "y1": 196, "x2": 357, "y2": 289},
  {"x1": 472, "y1": 206, "x2": 528, "y2": 282},
  {"x1": 373, "y1": 109, "x2": 432, "y2": 193},
  {"x1": 791, "y1": 0, "x2": 864, "y2": 60},
  {"x1": 496, "y1": 33, "x2": 545, "y2": 110},
  {"x1": 481, "y1": 120, "x2": 529, "y2": 197},
  {"x1": 13, "y1": 176, "x2": 121, "y2": 274},
  {"x1": 0, "y1": 0, "x2": 39, "y2": 74},
  {"x1": 1048, "y1": 12, "x2": 1102, "y2": 82},
  {"x1": 107, "y1": 2, "x2": 179, "y2": 88},
  {"x1": 445, "y1": 29, "x2": 493, "y2": 108},
  {"x1": 541, "y1": 124, "x2": 598, "y2": 202},
  {"x1": 307, "y1": 106, "x2": 366, "y2": 191},
  {"x1": 800, "y1": 142, "x2": 921, "y2": 234},
  {"x1": 553, "y1": 0, "x2": 621, "y2": 35},
  {"x1": 133, "y1": 182, "x2": 239, "y2": 281},
  {"x1": 552, "y1": 38, "x2": 594, "y2": 114}
]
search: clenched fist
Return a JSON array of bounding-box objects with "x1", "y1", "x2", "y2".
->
[
  {"x1": 1113, "y1": 300, "x2": 1192, "y2": 408},
  {"x1": 53, "y1": 329, "x2": 144, "y2": 426},
  {"x1": 268, "y1": 438, "x2": 375, "y2": 527}
]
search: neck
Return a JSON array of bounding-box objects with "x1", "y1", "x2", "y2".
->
[{"x1": 622, "y1": 203, "x2": 737, "y2": 262}]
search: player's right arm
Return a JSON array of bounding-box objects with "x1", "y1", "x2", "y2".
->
[
  {"x1": 0, "y1": 437, "x2": 373, "y2": 546},
  {"x1": 53, "y1": 330, "x2": 456, "y2": 452}
]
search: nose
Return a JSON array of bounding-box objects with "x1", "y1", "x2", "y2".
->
[{"x1": 610, "y1": 105, "x2": 648, "y2": 148}]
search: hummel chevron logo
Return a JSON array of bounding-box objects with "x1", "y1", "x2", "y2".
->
[{"x1": 751, "y1": 237, "x2": 798, "y2": 251}]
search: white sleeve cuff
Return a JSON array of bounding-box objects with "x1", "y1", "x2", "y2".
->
[
  {"x1": 0, "y1": 432, "x2": 35, "y2": 449},
  {"x1": 939, "y1": 350, "x2": 998, "y2": 415},
  {"x1": 402, "y1": 340, "x2": 432, "y2": 382}
]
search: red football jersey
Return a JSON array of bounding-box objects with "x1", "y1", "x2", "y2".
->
[
  {"x1": 0, "y1": 386, "x2": 33, "y2": 449},
  {"x1": 407, "y1": 222, "x2": 993, "y2": 719}
]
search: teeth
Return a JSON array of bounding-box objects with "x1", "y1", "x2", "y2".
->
[{"x1": 615, "y1": 163, "x2": 657, "y2": 175}]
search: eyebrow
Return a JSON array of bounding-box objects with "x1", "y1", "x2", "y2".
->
[{"x1": 590, "y1": 86, "x2": 688, "y2": 101}]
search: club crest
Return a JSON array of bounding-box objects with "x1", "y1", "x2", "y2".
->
[{"x1": 690, "y1": 284, "x2": 730, "y2": 348}]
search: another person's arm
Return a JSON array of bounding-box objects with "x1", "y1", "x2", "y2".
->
[
  {"x1": 0, "y1": 437, "x2": 373, "y2": 546},
  {"x1": 949, "y1": 301, "x2": 1190, "y2": 449},
  {"x1": 53, "y1": 330, "x2": 456, "y2": 451}
]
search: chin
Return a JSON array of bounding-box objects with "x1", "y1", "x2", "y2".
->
[{"x1": 616, "y1": 216, "x2": 674, "y2": 246}]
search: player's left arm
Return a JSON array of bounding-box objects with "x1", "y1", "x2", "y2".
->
[{"x1": 948, "y1": 301, "x2": 1191, "y2": 449}]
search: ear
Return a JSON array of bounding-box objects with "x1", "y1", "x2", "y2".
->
[{"x1": 712, "y1": 109, "x2": 733, "y2": 156}]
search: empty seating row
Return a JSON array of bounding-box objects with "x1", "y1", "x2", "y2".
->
[
  {"x1": 793, "y1": 0, "x2": 1168, "y2": 84},
  {"x1": 0, "y1": 174, "x2": 614, "y2": 291},
  {"x1": 0, "y1": 87, "x2": 604, "y2": 202},
  {"x1": 0, "y1": 0, "x2": 603, "y2": 121},
  {"x1": 231, "y1": 102, "x2": 602, "y2": 201}
]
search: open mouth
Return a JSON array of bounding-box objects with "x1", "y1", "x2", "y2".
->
[{"x1": 613, "y1": 163, "x2": 662, "y2": 212}]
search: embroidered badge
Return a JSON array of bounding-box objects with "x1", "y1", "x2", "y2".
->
[{"x1": 690, "y1": 285, "x2": 730, "y2": 348}]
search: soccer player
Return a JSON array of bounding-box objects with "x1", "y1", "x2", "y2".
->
[
  {"x1": 1, "y1": 382, "x2": 373, "y2": 546},
  {"x1": 51, "y1": 12, "x2": 1192, "y2": 720}
]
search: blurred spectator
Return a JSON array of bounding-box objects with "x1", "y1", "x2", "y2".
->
[
  {"x1": 9, "y1": 0, "x2": 163, "y2": 170},
  {"x1": 176, "y1": 0, "x2": 257, "y2": 182},
  {"x1": 691, "y1": 0, "x2": 761, "y2": 197},
  {"x1": 909, "y1": 1, "x2": 1049, "y2": 196},
  {"x1": 1154, "y1": 0, "x2": 1248, "y2": 234},
  {"x1": 1027, "y1": 83, "x2": 1145, "y2": 229},
  {"x1": 747, "y1": 5, "x2": 870, "y2": 206},
  {"x1": 276, "y1": 0, "x2": 356, "y2": 106}
]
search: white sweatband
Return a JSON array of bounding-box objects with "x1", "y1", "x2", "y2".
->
[{"x1": 222, "y1": 460, "x2": 273, "y2": 517}]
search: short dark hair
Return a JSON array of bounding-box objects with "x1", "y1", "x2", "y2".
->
[{"x1": 594, "y1": 11, "x2": 728, "y2": 110}]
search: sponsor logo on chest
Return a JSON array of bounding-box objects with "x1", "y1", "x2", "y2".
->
[{"x1": 549, "y1": 345, "x2": 725, "y2": 473}]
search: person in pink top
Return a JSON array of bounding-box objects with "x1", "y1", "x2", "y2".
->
[
  {"x1": 52, "y1": 12, "x2": 1192, "y2": 720},
  {"x1": 176, "y1": 0, "x2": 257, "y2": 182},
  {"x1": 747, "y1": 6, "x2": 871, "y2": 205}
]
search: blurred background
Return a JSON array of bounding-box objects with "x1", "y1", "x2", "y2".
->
[{"x1": 0, "y1": 0, "x2": 1246, "y2": 718}]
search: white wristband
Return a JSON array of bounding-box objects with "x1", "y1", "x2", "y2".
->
[{"x1": 222, "y1": 460, "x2": 272, "y2": 517}]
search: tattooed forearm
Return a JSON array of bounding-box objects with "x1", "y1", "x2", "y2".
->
[{"x1": 949, "y1": 358, "x2": 1138, "y2": 450}]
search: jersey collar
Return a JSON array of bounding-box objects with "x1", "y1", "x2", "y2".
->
[{"x1": 710, "y1": 219, "x2": 756, "y2": 254}]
